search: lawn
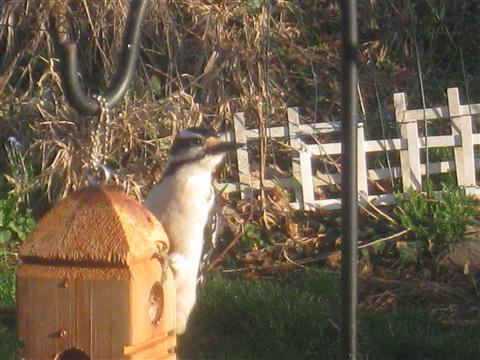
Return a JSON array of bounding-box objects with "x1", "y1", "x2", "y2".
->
[
  {"x1": 1, "y1": 268, "x2": 479, "y2": 360},
  {"x1": 0, "y1": 264, "x2": 16, "y2": 360},
  {"x1": 179, "y1": 270, "x2": 480, "y2": 360}
]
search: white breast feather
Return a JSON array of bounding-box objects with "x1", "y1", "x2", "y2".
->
[{"x1": 144, "y1": 163, "x2": 215, "y2": 334}]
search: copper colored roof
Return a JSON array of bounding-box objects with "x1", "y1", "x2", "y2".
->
[{"x1": 19, "y1": 186, "x2": 168, "y2": 266}]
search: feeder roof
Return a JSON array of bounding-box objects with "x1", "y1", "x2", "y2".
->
[{"x1": 19, "y1": 186, "x2": 168, "y2": 266}]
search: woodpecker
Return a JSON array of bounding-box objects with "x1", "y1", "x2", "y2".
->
[{"x1": 144, "y1": 127, "x2": 238, "y2": 335}]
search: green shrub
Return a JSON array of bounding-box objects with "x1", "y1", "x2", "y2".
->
[
  {"x1": 394, "y1": 183, "x2": 480, "y2": 264},
  {"x1": 0, "y1": 139, "x2": 37, "y2": 246},
  {"x1": 0, "y1": 196, "x2": 36, "y2": 245},
  {"x1": 0, "y1": 191, "x2": 36, "y2": 308}
]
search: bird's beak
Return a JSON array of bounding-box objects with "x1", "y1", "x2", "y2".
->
[{"x1": 205, "y1": 137, "x2": 242, "y2": 154}]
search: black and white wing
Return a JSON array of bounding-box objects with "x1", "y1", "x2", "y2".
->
[{"x1": 197, "y1": 192, "x2": 223, "y2": 282}]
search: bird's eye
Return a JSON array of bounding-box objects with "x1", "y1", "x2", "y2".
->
[{"x1": 192, "y1": 138, "x2": 204, "y2": 146}]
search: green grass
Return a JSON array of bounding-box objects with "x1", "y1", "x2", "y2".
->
[
  {"x1": 0, "y1": 266, "x2": 17, "y2": 360},
  {"x1": 180, "y1": 270, "x2": 480, "y2": 360},
  {"x1": 0, "y1": 317, "x2": 16, "y2": 360},
  {"x1": 180, "y1": 270, "x2": 340, "y2": 359},
  {"x1": 1, "y1": 268, "x2": 479, "y2": 360},
  {"x1": 360, "y1": 308, "x2": 480, "y2": 360},
  {"x1": 0, "y1": 265, "x2": 16, "y2": 307}
]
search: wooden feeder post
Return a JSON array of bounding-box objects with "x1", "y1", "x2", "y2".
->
[{"x1": 16, "y1": 186, "x2": 176, "y2": 359}]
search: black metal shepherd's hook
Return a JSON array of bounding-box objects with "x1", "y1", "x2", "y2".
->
[{"x1": 58, "y1": 0, "x2": 150, "y2": 115}]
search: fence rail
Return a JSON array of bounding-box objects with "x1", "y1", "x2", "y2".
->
[{"x1": 216, "y1": 87, "x2": 480, "y2": 211}]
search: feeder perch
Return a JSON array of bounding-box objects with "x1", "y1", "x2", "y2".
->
[{"x1": 16, "y1": 186, "x2": 176, "y2": 359}]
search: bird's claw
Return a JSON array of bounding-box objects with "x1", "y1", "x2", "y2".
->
[
  {"x1": 153, "y1": 241, "x2": 170, "y2": 284},
  {"x1": 153, "y1": 241, "x2": 187, "y2": 282}
]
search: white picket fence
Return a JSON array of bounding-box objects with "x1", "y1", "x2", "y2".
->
[{"x1": 216, "y1": 87, "x2": 480, "y2": 211}]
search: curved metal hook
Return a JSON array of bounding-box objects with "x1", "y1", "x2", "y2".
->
[{"x1": 58, "y1": 0, "x2": 150, "y2": 115}]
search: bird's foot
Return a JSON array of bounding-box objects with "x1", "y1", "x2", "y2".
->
[
  {"x1": 153, "y1": 240, "x2": 188, "y2": 281},
  {"x1": 153, "y1": 241, "x2": 170, "y2": 283}
]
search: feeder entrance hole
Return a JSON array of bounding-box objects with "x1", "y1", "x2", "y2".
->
[{"x1": 56, "y1": 348, "x2": 90, "y2": 360}]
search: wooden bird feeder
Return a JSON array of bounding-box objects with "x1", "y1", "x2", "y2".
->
[{"x1": 16, "y1": 185, "x2": 176, "y2": 360}]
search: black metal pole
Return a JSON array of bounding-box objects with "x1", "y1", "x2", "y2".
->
[{"x1": 340, "y1": 0, "x2": 358, "y2": 359}]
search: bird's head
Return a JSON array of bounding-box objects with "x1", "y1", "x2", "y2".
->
[{"x1": 164, "y1": 127, "x2": 240, "y2": 176}]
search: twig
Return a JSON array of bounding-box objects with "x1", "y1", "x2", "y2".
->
[
  {"x1": 358, "y1": 229, "x2": 409, "y2": 249},
  {"x1": 219, "y1": 230, "x2": 409, "y2": 274},
  {"x1": 327, "y1": 318, "x2": 341, "y2": 333},
  {"x1": 206, "y1": 232, "x2": 244, "y2": 273},
  {"x1": 359, "y1": 192, "x2": 398, "y2": 225},
  {"x1": 220, "y1": 249, "x2": 342, "y2": 273},
  {"x1": 220, "y1": 261, "x2": 298, "y2": 273},
  {"x1": 257, "y1": 104, "x2": 269, "y2": 228},
  {"x1": 281, "y1": 247, "x2": 307, "y2": 269},
  {"x1": 358, "y1": 274, "x2": 478, "y2": 304},
  {"x1": 307, "y1": 132, "x2": 342, "y2": 173},
  {"x1": 357, "y1": 82, "x2": 366, "y2": 117},
  {"x1": 358, "y1": 203, "x2": 381, "y2": 221}
]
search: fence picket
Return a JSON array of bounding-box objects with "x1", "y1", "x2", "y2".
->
[
  {"x1": 299, "y1": 147, "x2": 315, "y2": 210},
  {"x1": 448, "y1": 87, "x2": 476, "y2": 188},
  {"x1": 357, "y1": 122, "x2": 368, "y2": 198},
  {"x1": 287, "y1": 107, "x2": 304, "y2": 209},
  {"x1": 233, "y1": 112, "x2": 252, "y2": 199},
  {"x1": 394, "y1": 92, "x2": 422, "y2": 191}
]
